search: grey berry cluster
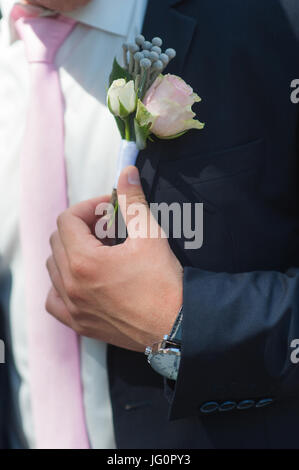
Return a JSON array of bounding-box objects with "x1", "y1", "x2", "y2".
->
[{"x1": 122, "y1": 35, "x2": 176, "y2": 98}]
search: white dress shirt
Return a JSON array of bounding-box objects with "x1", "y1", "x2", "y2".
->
[{"x1": 0, "y1": 0, "x2": 148, "y2": 449}]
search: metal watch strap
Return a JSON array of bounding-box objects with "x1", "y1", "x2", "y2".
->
[
  {"x1": 144, "y1": 305, "x2": 183, "y2": 381},
  {"x1": 169, "y1": 305, "x2": 183, "y2": 343}
]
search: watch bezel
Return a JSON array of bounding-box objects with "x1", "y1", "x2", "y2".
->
[
  {"x1": 145, "y1": 335, "x2": 181, "y2": 380},
  {"x1": 145, "y1": 335, "x2": 181, "y2": 357}
]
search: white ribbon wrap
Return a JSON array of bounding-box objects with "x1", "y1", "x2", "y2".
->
[{"x1": 114, "y1": 140, "x2": 140, "y2": 188}]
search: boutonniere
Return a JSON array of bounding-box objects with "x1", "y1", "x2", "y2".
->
[{"x1": 107, "y1": 34, "x2": 205, "y2": 211}]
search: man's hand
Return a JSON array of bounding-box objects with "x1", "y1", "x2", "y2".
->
[{"x1": 46, "y1": 166, "x2": 183, "y2": 353}]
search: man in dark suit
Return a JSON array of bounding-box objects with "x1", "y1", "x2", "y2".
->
[
  {"x1": 0, "y1": 9, "x2": 7, "y2": 451},
  {"x1": 46, "y1": 0, "x2": 299, "y2": 448}
]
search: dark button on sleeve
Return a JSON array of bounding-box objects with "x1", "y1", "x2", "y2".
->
[
  {"x1": 237, "y1": 400, "x2": 256, "y2": 410},
  {"x1": 219, "y1": 401, "x2": 237, "y2": 412},
  {"x1": 200, "y1": 402, "x2": 219, "y2": 414},
  {"x1": 256, "y1": 398, "x2": 274, "y2": 408}
]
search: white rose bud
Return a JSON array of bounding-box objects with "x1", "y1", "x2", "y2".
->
[{"x1": 107, "y1": 79, "x2": 137, "y2": 119}]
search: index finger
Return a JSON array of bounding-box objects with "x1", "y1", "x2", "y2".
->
[{"x1": 57, "y1": 195, "x2": 110, "y2": 255}]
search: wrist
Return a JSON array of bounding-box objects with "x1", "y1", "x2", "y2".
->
[{"x1": 145, "y1": 305, "x2": 183, "y2": 381}]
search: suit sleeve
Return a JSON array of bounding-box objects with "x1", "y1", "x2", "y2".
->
[{"x1": 167, "y1": 266, "x2": 299, "y2": 419}]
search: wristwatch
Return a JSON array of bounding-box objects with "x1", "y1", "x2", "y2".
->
[{"x1": 145, "y1": 306, "x2": 183, "y2": 381}]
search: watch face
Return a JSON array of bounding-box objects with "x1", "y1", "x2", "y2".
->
[{"x1": 150, "y1": 351, "x2": 181, "y2": 381}]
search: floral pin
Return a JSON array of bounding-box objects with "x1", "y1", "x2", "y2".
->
[{"x1": 107, "y1": 35, "x2": 205, "y2": 212}]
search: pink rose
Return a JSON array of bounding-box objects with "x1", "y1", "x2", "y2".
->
[{"x1": 143, "y1": 74, "x2": 204, "y2": 138}]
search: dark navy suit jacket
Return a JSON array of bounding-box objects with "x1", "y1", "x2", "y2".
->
[{"x1": 107, "y1": 0, "x2": 299, "y2": 448}]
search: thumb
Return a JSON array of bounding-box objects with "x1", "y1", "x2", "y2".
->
[{"x1": 117, "y1": 166, "x2": 157, "y2": 239}]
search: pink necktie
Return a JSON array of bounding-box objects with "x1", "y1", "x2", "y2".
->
[{"x1": 14, "y1": 9, "x2": 90, "y2": 449}]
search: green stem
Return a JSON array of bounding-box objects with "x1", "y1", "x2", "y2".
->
[
  {"x1": 108, "y1": 200, "x2": 119, "y2": 229},
  {"x1": 125, "y1": 117, "x2": 131, "y2": 141},
  {"x1": 138, "y1": 69, "x2": 148, "y2": 100}
]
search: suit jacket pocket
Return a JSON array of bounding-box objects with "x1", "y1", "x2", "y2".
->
[
  {"x1": 157, "y1": 138, "x2": 265, "y2": 191},
  {"x1": 153, "y1": 138, "x2": 265, "y2": 273}
]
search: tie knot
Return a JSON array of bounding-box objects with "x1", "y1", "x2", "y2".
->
[{"x1": 14, "y1": 12, "x2": 76, "y2": 64}]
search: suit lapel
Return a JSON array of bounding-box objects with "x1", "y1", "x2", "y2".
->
[
  {"x1": 136, "y1": 0, "x2": 198, "y2": 201},
  {"x1": 142, "y1": 0, "x2": 197, "y2": 75}
]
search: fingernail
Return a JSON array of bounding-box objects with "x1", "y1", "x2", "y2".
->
[{"x1": 128, "y1": 167, "x2": 140, "y2": 185}]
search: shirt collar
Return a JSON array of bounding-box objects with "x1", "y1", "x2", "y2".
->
[
  {"x1": 65, "y1": 0, "x2": 137, "y2": 37},
  {"x1": 0, "y1": 0, "x2": 138, "y2": 45}
]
